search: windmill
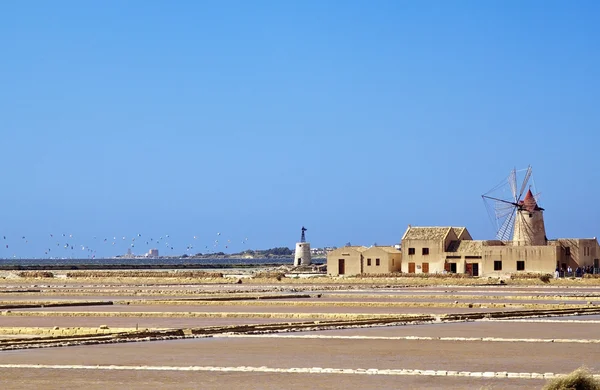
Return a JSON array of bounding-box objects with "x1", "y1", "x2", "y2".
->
[{"x1": 482, "y1": 166, "x2": 547, "y2": 245}]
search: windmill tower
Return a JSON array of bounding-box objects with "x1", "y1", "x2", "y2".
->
[
  {"x1": 293, "y1": 227, "x2": 311, "y2": 266},
  {"x1": 513, "y1": 189, "x2": 547, "y2": 246},
  {"x1": 482, "y1": 166, "x2": 547, "y2": 246}
]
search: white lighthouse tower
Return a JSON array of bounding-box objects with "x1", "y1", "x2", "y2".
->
[
  {"x1": 513, "y1": 189, "x2": 547, "y2": 246},
  {"x1": 293, "y1": 227, "x2": 312, "y2": 266}
]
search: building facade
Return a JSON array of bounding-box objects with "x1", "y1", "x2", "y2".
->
[
  {"x1": 327, "y1": 246, "x2": 401, "y2": 276},
  {"x1": 399, "y1": 227, "x2": 599, "y2": 277},
  {"x1": 327, "y1": 187, "x2": 600, "y2": 277},
  {"x1": 326, "y1": 246, "x2": 366, "y2": 276}
]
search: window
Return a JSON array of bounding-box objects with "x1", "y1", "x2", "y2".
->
[
  {"x1": 392, "y1": 258, "x2": 394, "y2": 266},
  {"x1": 408, "y1": 248, "x2": 415, "y2": 255},
  {"x1": 422, "y1": 248, "x2": 429, "y2": 255},
  {"x1": 565, "y1": 247, "x2": 571, "y2": 256},
  {"x1": 517, "y1": 261, "x2": 525, "y2": 271},
  {"x1": 367, "y1": 258, "x2": 371, "y2": 266},
  {"x1": 494, "y1": 260, "x2": 502, "y2": 271},
  {"x1": 376, "y1": 258, "x2": 380, "y2": 266}
]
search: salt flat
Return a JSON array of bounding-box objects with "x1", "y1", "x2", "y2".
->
[{"x1": 1, "y1": 274, "x2": 600, "y2": 389}]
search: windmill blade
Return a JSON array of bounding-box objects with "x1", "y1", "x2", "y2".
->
[
  {"x1": 482, "y1": 195, "x2": 514, "y2": 228},
  {"x1": 483, "y1": 196, "x2": 500, "y2": 234},
  {"x1": 497, "y1": 213, "x2": 511, "y2": 240},
  {"x1": 508, "y1": 168, "x2": 518, "y2": 202},
  {"x1": 497, "y1": 205, "x2": 517, "y2": 241},
  {"x1": 495, "y1": 202, "x2": 516, "y2": 220},
  {"x1": 482, "y1": 194, "x2": 517, "y2": 206},
  {"x1": 517, "y1": 165, "x2": 532, "y2": 201},
  {"x1": 533, "y1": 192, "x2": 542, "y2": 203},
  {"x1": 483, "y1": 174, "x2": 511, "y2": 197}
]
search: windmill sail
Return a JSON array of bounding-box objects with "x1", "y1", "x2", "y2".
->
[{"x1": 482, "y1": 165, "x2": 543, "y2": 243}]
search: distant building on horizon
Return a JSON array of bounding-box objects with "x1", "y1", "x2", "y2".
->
[{"x1": 147, "y1": 249, "x2": 159, "y2": 258}]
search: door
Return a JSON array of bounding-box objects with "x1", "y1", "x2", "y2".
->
[
  {"x1": 408, "y1": 262, "x2": 415, "y2": 273},
  {"x1": 422, "y1": 262, "x2": 429, "y2": 273},
  {"x1": 444, "y1": 262, "x2": 451, "y2": 272},
  {"x1": 472, "y1": 263, "x2": 479, "y2": 277},
  {"x1": 466, "y1": 263, "x2": 473, "y2": 276},
  {"x1": 338, "y1": 259, "x2": 345, "y2": 275}
]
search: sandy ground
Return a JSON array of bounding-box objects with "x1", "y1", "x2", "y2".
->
[
  {"x1": 15, "y1": 304, "x2": 523, "y2": 315},
  {"x1": 531, "y1": 314, "x2": 600, "y2": 321},
  {"x1": 2, "y1": 277, "x2": 600, "y2": 389},
  {"x1": 1, "y1": 337, "x2": 598, "y2": 374},
  {"x1": 286, "y1": 320, "x2": 600, "y2": 340},
  {"x1": 0, "y1": 316, "x2": 289, "y2": 329},
  {"x1": 0, "y1": 368, "x2": 542, "y2": 390}
]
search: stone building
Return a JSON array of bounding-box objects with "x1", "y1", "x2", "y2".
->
[
  {"x1": 327, "y1": 246, "x2": 401, "y2": 276},
  {"x1": 293, "y1": 227, "x2": 311, "y2": 266},
  {"x1": 399, "y1": 191, "x2": 599, "y2": 276},
  {"x1": 400, "y1": 226, "x2": 599, "y2": 277},
  {"x1": 401, "y1": 226, "x2": 473, "y2": 274},
  {"x1": 327, "y1": 188, "x2": 600, "y2": 277},
  {"x1": 327, "y1": 246, "x2": 367, "y2": 276}
]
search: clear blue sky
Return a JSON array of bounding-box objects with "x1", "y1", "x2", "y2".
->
[{"x1": 0, "y1": 1, "x2": 599, "y2": 258}]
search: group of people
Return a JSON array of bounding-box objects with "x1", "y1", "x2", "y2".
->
[{"x1": 554, "y1": 265, "x2": 596, "y2": 278}]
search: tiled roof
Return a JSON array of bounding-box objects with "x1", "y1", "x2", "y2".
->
[
  {"x1": 344, "y1": 246, "x2": 368, "y2": 252},
  {"x1": 452, "y1": 227, "x2": 466, "y2": 237},
  {"x1": 520, "y1": 189, "x2": 541, "y2": 212},
  {"x1": 446, "y1": 240, "x2": 483, "y2": 255},
  {"x1": 368, "y1": 246, "x2": 401, "y2": 254},
  {"x1": 328, "y1": 246, "x2": 368, "y2": 256},
  {"x1": 403, "y1": 226, "x2": 457, "y2": 240}
]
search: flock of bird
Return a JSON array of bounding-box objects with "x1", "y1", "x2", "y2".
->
[{"x1": 0, "y1": 232, "x2": 250, "y2": 258}]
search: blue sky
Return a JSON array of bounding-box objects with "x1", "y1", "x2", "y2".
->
[{"x1": 0, "y1": 1, "x2": 598, "y2": 258}]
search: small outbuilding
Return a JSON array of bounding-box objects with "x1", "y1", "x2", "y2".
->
[
  {"x1": 327, "y1": 245, "x2": 401, "y2": 276},
  {"x1": 327, "y1": 246, "x2": 367, "y2": 276},
  {"x1": 362, "y1": 246, "x2": 402, "y2": 274}
]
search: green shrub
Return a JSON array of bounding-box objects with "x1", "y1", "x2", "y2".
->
[
  {"x1": 510, "y1": 272, "x2": 552, "y2": 279},
  {"x1": 253, "y1": 271, "x2": 286, "y2": 281},
  {"x1": 17, "y1": 271, "x2": 54, "y2": 278},
  {"x1": 584, "y1": 274, "x2": 600, "y2": 279},
  {"x1": 539, "y1": 274, "x2": 552, "y2": 283},
  {"x1": 544, "y1": 367, "x2": 600, "y2": 390},
  {"x1": 65, "y1": 271, "x2": 222, "y2": 278},
  {"x1": 355, "y1": 272, "x2": 469, "y2": 279}
]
